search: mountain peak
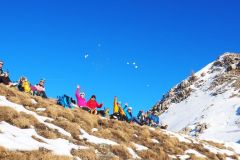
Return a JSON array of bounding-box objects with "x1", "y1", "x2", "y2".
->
[{"x1": 150, "y1": 53, "x2": 240, "y2": 142}]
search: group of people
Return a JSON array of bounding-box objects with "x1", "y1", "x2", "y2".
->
[
  {"x1": 0, "y1": 59, "x2": 167, "y2": 129},
  {"x1": 110, "y1": 96, "x2": 167, "y2": 128},
  {"x1": 0, "y1": 60, "x2": 48, "y2": 98}
]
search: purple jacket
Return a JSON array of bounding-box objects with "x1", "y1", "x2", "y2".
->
[{"x1": 75, "y1": 88, "x2": 87, "y2": 107}]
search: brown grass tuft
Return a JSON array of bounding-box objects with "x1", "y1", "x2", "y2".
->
[
  {"x1": 110, "y1": 145, "x2": 131, "y2": 160},
  {"x1": 0, "y1": 146, "x2": 71, "y2": 160},
  {"x1": 138, "y1": 149, "x2": 170, "y2": 160},
  {"x1": 71, "y1": 148, "x2": 98, "y2": 160},
  {"x1": 53, "y1": 118, "x2": 80, "y2": 139}
]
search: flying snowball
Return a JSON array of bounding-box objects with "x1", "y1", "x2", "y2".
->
[
  {"x1": 135, "y1": 66, "x2": 138, "y2": 69},
  {"x1": 126, "y1": 62, "x2": 130, "y2": 65},
  {"x1": 133, "y1": 62, "x2": 136, "y2": 65},
  {"x1": 84, "y1": 54, "x2": 89, "y2": 59}
]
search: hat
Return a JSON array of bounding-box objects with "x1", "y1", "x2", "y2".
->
[
  {"x1": 0, "y1": 60, "x2": 3, "y2": 64},
  {"x1": 117, "y1": 101, "x2": 122, "y2": 105},
  {"x1": 128, "y1": 107, "x2": 132, "y2": 110},
  {"x1": 40, "y1": 79, "x2": 45, "y2": 82},
  {"x1": 91, "y1": 95, "x2": 96, "y2": 99},
  {"x1": 80, "y1": 92, "x2": 85, "y2": 96}
]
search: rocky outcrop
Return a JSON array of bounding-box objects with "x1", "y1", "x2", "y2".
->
[
  {"x1": 180, "y1": 123, "x2": 209, "y2": 137},
  {"x1": 150, "y1": 53, "x2": 240, "y2": 115}
]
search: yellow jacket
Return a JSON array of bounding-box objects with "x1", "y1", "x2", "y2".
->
[
  {"x1": 22, "y1": 81, "x2": 31, "y2": 93},
  {"x1": 113, "y1": 97, "x2": 119, "y2": 113},
  {"x1": 113, "y1": 97, "x2": 126, "y2": 116}
]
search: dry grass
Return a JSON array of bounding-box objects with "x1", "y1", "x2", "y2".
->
[
  {"x1": 34, "y1": 123, "x2": 62, "y2": 139},
  {"x1": 1, "y1": 84, "x2": 240, "y2": 160},
  {"x1": 52, "y1": 118, "x2": 80, "y2": 139},
  {"x1": 190, "y1": 155, "x2": 207, "y2": 160},
  {"x1": 0, "y1": 107, "x2": 38, "y2": 129},
  {"x1": 110, "y1": 145, "x2": 132, "y2": 160},
  {"x1": 71, "y1": 148, "x2": 98, "y2": 160},
  {"x1": 138, "y1": 149, "x2": 170, "y2": 160},
  {"x1": 0, "y1": 146, "x2": 71, "y2": 160}
]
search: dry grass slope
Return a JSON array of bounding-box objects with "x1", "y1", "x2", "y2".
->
[
  {"x1": 0, "y1": 147, "x2": 71, "y2": 160},
  {"x1": 0, "y1": 84, "x2": 239, "y2": 160}
]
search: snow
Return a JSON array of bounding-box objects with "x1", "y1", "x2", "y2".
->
[
  {"x1": 84, "y1": 54, "x2": 89, "y2": 59},
  {"x1": 36, "y1": 108, "x2": 46, "y2": 112},
  {"x1": 91, "y1": 128, "x2": 98, "y2": 132},
  {"x1": 127, "y1": 147, "x2": 141, "y2": 159},
  {"x1": 0, "y1": 121, "x2": 87, "y2": 156},
  {"x1": 31, "y1": 99, "x2": 37, "y2": 104},
  {"x1": 177, "y1": 155, "x2": 190, "y2": 160},
  {"x1": 79, "y1": 129, "x2": 118, "y2": 145},
  {"x1": 225, "y1": 142, "x2": 240, "y2": 154},
  {"x1": 151, "y1": 139, "x2": 159, "y2": 144},
  {"x1": 203, "y1": 144, "x2": 235, "y2": 156},
  {"x1": 132, "y1": 143, "x2": 148, "y2": 151},
  {"x1": 159, "y1": 60, "x2": 240, "y2": 143},
  {"x1": 185, "y1": 149, "x2": 206, "y2": 158},
  {"x1": 162, "y1": 130, "x2": 191, "y2": 143},
  {"x1": 149, "y1": 127, "x2": 155, "y2": 131},
  {"x1": 0, "y1": 96, "x2": 71, "y2": 137}
]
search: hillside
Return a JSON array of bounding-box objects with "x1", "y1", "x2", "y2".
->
[
  {"x1": 0, "y1": 83, "x2": 240, "y2": 160},
  {"x1": 150, "y1": 53, "x2": 240, "y2": 143}
]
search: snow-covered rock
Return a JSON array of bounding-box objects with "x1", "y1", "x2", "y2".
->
[{"x1": 150, "y1": 53, "x2": 240, "y2": 143}]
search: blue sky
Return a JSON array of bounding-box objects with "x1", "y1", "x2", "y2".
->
[{"x1": 0, "y1": 0, "x2": 240, "y2": 114}]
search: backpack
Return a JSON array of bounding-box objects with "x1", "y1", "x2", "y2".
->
[
  {"x1": 148, "y1": 114, "x2": 160, "y2": 124},
  {"x1": 57, "y1": 95, "x2": 75, "y2": 109}
]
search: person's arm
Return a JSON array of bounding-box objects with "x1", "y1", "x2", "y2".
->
[
  {"x1": 114, "y1": 96, "x2": 117, "y2": 107},
  {"x1": 97, "y1": 102, "x2": 103, "y2": 108},
  {"x1": 75, "y1": 85, "x2": 80, "y2": 98},
  {"x1": 123, "y1": 103, "x2": 128, "y2": 110}
]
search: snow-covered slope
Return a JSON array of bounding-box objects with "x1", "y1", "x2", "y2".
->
[
  {"x1": 1, "y1": 83, "x2": 240, "y2": 159},
  {"x1": 151, "y1": 53, "x2": 240, "y2": 143}
]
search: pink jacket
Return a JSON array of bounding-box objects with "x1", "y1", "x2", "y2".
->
[
  {"x1": 34, "y1": 84, "x2": 45, "y2": 92},
  {"x1": 75, "y1": 88, "x2": 87, "y2": 107}
]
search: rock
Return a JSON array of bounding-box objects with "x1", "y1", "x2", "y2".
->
[
  {"x1": 201, "y1": 72, "x2": 206, "y2": 77},
  {"x1": 213, "y1": 60, "x2": 223, "y2": 67}
]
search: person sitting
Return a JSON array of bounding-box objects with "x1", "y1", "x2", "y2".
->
[
  {"x1": 32, "y1": 79, "x2": 48, "y2": 98},
  {"x1": 123, "y1": 105, "x2": 141, "y2": 125},
  {"x1": 86, "y1": 95, "x2": 103, "y2": 114},
  {"x1": 18, "y1": 77, "x2": 31, "y2": 93},
  {"x1": 18, "y1": 77, "x2": 25, "y2": 92},
  {"x1": 111, "y1": 96, "x2": 126, "y2": 120},
  {"x1": 75, "y1": 85, "x2": 87, "y2": 108},
  {"x1": 0, "y1": 60, "x2": 16, "y2": 87}
]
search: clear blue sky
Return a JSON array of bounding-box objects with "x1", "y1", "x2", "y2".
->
[{"x1": 0, "y1": 0, "x2": 240, "y2": 114}]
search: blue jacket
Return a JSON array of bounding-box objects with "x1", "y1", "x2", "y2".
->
[
  {"x1": 148, "y1": 114, "x2": 160, "y2": 124},
  {"x1": 124, "y1": 106, "x2": 133, "y2": 122}
]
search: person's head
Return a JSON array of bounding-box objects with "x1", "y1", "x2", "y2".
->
[
  {"x1": 127, "y1": 107, "x2": 132, "y2": 113},
  {"x1": 0, "y1": 60, "x2": 4, "y2": 69},
  {"x1": 20, "y1": 76, "x2": 26, "y2": 82},
  {"x1": 117, "y1": 101, "x2": 121, "y2": 107},
  {"x1": 80, "y1": 92, "x2": 85, "y2": 98},
  {"x1": 91, "y1": 95, "x2": 96, "y2": 100},
  {"x1": 39, "y1": 79, "x2": 45, "y2": 85},
  {"x1": 3, "y1": 72, "x2": 8, "y2": 77}
]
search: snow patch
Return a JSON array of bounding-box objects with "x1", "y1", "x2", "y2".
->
[
  {"x1": 0, "y1": 122, "x2": 87, "y2": 156},
  {"x1": 185, "y1": 149, "x2": 206, "y2": 158},
  {"x1": 132, "y1": 143, "x2": 148, "y2": 151},
  {"x1": 79, "y1": 129, "x2": 117, "y2": 145},
  {"x1": 151, "y1": 139, "x2": 159, "y2": 144},
  {"x1": 36, "y1": 108, "x2": 46, "y2": 112},
  {"x1": 127, "y1": 148, "x2": 141, "y2": 159}
]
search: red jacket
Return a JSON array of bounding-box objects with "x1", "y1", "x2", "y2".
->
[{"x1": 86, "y1": 99, "x2": 103, "y2": 110}]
